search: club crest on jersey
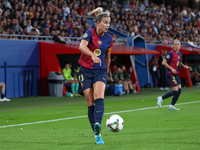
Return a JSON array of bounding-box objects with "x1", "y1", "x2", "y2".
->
[
  {"x1": 83, "y1": 33, "x2": 88, "y2": 38},
  {"x1": 98, "y1": 41, "x2": 102, "y2": 45},
  {"x1": 166, "y1": 55, "x2": 170, "y2": 58},
  {"x1": 94, "y1": 49, "x2": 101, "y2": 56}
]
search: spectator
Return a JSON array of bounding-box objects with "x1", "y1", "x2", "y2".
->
[
  {"x1": 27, "y1": 19, "x2": 33, "y2": 33},
  {"x1": 77, "y1": 4, "x2": 85, "y2": 15},
  {"x1": 62, "y1": 2, "x2": 70, "y2": 15},
  {"x1": 32, "y1": 21, "x2": 40, "y2": 35},
  {"x1": 41, "y1": 27, "x2": 50, "y2": 36},
  {"x1": 9, "y1": 18, "x2": 22, "y2": 34},
  {"x1": 149, "y1": 55, "x2": 160, "y2": 87},
  {"x1": 32, "y1": 11, "x2": 40, "y2": 25},
  {"x1": 28, "y1": 28, "x2": 37, "y2": 40},
  {"x1": 49, "y1": 20, "x2": 57, "y2": 32},
  {"x1": 58, "y1": 30, "x2": 66, "y2": 42}
]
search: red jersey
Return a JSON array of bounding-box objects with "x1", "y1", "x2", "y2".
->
[
  {"x1": 78, "y1": 28, "x2": 113, "y2": 69},
  {"x1": 165, "y1": 50, "x2": 182, "y2": 75}
]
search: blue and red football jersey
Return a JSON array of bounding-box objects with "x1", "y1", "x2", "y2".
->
[
  {"x1": 78, "y1": 28, "x2": 113, "y2": 69},
  {"x1": 165, "y1": 50, "x2": 182, "y2": 75}
]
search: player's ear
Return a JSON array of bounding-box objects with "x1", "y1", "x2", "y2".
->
[{"x1": 96, "y1": 21, "x2": 100, "y2": 25}]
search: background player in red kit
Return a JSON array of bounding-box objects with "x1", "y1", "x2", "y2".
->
[
  {"x1": 78, "y1": 7, "x2": 113, "y2": 144},
  {"x1": 157, "y1": 39, "x2": 191, "y2": 110}
]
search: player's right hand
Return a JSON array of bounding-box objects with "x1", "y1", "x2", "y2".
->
[
  {"x1": 91, "y1": 54, "x2": 101, "y2": 66},
  {"x1": 171, "y1": 68, "x2": 176, "y2": 74}
]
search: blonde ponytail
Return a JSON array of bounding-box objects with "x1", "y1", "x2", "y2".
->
[
  {"x1": 89, "y1": 7, "x2": 108, "y2": 22},
  {"x1": 89, "y1": 7, "x2": 103, "y2": 16}
]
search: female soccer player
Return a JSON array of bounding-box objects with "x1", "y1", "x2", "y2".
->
[
  {"x1": 78, "y1": 7, "x2": 113, "y2": 144},
  {"x1": 157, "y1": 39, "x2": 191, "y2": 110}
]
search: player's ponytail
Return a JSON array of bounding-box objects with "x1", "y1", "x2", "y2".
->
[{"x1": 89, "y1": 7, "x2": 108, "y2": 22}]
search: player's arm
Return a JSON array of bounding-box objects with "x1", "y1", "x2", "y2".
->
[
  {"x1": 105, "y1": 47, "x2": 111, "y2": 72},
  {"x1": 180, "y1": 62, "x2": 192, "y2": 71},
  {"x1": 162, "y1": 59, "x2": 177, "y2": 73},
  {"x1": 79, "y1": 39, "x2": 102, "y2": 66}
]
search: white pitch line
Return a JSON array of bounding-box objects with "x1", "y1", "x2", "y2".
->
[{"x1": 0, "y1": 100, "x2": 200, "y2": 129}]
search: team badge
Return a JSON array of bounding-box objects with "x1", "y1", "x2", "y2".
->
[
  {"x1": 98, "y1": 41, "x2": 102, "y2": 45},
  {"x1": 94, "y1": 49, "x2": 101, "y2": 56},
  {"x1": 81, "y1": 83, "x2": 83, "y2": 87},
  {"x1": 83, "y1": 33, "x2": 88, "y2": 38},
  {"x1": 166, "y1": 55, "x2": 170, "y2": 58}
]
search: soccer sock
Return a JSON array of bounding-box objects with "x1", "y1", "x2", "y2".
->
[
  {"x1": 177, "y1": 88, "x2": 181, "y2": 97},
  {"x1": 88, "y1": 105, "x2": 95, "y2": 131},
  {"x1": 94, "y1": 98, "x2": 104, "y2": 124},
  {"x1": 171, "y1": 91, "x2": 179, "y2": 105},
  {"x1": 71, "y1": 83, "x2": 75, "y2": 94},
  {"x1": 175, "y1": 88, "x2": 181, "y2": 104},
  {"x1": 75, "y1": 83, "x2": 79, "y2": 93},
  {"x1": 162, "y1": 91, "x2": 174, "y2": 100},
  {"x1": 1, "y1": 94, "x2": 4, "y2": 99}
]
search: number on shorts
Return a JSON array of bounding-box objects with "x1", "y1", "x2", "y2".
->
[
  {"x1": 78, "y1": 74, "x2": 84, "y2": 82},
  {"x1": 172, "y1": 76, "x2": 177, "y2": 83}
]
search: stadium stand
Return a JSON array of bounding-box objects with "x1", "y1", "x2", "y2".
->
[{"x1": 0, "y1": 0, "x2": 200, "y2": 45}]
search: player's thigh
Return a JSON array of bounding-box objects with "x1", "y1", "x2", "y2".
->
[
  {"x1": 93, "y1": 68, "x2": 107, "y2": 99},
  {"x1": 83, "y1": 88, "x2": 94, "y2": 106},
  {"x1": 93, "y1": 81, "x2": 106, "y2": 99},
  {"x1": 78, "y1": 67, "x2": 93, "y2": 91},
  {"x1": 176, "y1": 75, "x2": 182, "y2": 89}
]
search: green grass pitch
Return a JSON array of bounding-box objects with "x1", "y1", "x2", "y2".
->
[{"x1": 0, "y1": 87, "x2": 200, "y2": 150}]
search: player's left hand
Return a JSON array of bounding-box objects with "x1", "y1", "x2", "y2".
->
[{"x1": 187, "y1": 66, "x2": 192, "y2": 71}]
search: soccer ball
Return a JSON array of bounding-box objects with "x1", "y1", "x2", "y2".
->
[{"x1": 106, "y1": 114, "x2": 124, "y2": 132}]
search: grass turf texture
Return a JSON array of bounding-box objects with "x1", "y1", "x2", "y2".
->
[{"x1": 0, "y1": 87, "x2": 200, "y2": 150}]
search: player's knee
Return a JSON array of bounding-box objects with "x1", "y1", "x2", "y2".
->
[
  {"x1": 0, "y1": 82, "x2": 5, "y2": 88},
  {"x1": 94, "y1": 91, "x2": 104, "y2": 99},
  {"x1": 173, "y1": 90, "x2": 179, "y2": 96}
]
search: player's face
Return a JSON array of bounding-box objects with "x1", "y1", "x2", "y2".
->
[
  {"x1": 65, "y1": 64, "x2": 70, "y2": 69},
  {"x1": 173, "y1": 41, "x2": 181, "y2": 52},
  {"x1": 99, "y1": 17, "x2": 110, "y2": 33}
]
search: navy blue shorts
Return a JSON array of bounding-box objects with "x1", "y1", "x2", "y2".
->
[
  {"x1": 166, "y1": 74, "x2": 181, "y2": 87},
  {"x1": 78, "y1": 66, "x2": 108, "y2": 91}
]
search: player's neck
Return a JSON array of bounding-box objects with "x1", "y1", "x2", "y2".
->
[
  {"x1": 174, "y1": 49, "x2": 179, "y2": 53},
  {"x1": 96, "y1": 28, "x2": 105, "y2": 36}
]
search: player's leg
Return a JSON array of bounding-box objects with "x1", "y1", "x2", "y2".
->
[
  {"x1": 128, "y1": 81, "x2": 133, "y2": 93},
  {"x1": 78, "y1": 67, "x2": 95, "y2": 131},
  {"x1": 123, "y1": 81, "x2": 129, "y2": 94},
  {"x1": 92, "y1": 69, "x2": 107, "y2": 144},
  {"x1": 93, "y1": 81, "x2": 106, "y2": 144},
  {"x1": 157, "y1": 75, "x2": 174, "y2": 107},
  {"x1": 66, "y1": 80, "x2": 76, "y2": 94},
  {"x1": 83, "y1": 88, "x2": 95, "y2": 131},
  {"x1": 169, "y1": 76, "x2": 181, "y2": 110},
  {"x1": 74, "y1": 80, "x2": 80, "y2": 96},
  {"x1": 93, "y1": 81, "x2": 106, "y2": 131},
  {"x1": 0, "y1": 82, "x2": 10, "y2": 102}
]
